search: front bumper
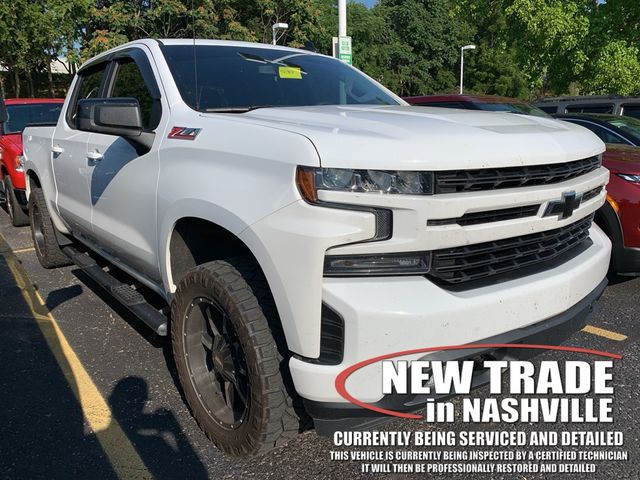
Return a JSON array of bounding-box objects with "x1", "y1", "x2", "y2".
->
[
  {"x1": 289, "y1": 225, "x2": 610, "y2": 429},
  {"x1": 304, "y1": 277, "x2": 606, "y2": 435}
]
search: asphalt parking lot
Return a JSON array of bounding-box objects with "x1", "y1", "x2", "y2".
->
[{"x1": 0, "y1": 210, "x2": 637, "y2": 480}]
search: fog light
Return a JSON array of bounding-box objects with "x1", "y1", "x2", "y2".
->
[{"x1": 324, "y1": 252, "x2": 431, "y2": 276}]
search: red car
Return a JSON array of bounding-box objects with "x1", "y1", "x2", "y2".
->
[
  {"x1": 0, "y1": 98, "x2": 64, "y2": 226},
  {"x1": 597, "y1": 145, "x2": 640, "y2": 275},
  {"x1": 404, "y1": 94, "x2": 550, "y2": 117}
]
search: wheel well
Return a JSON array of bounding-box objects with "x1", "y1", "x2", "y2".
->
[
  {"x1": 27, "y1": 171, "x2": 41, "y2": 188},
  {"x1": 169, "y1": 217, "x2": 255, "y2": 286}
]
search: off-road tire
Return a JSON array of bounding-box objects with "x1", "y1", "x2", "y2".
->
[
  {"x1": 3, "y1": 176, "x2": 29, "y2": 227},
  {"x1": 171, "y1": 257, "x2": 306, "y2": 456},
  {"x1": 29, "y1": 184, "x2": 71, "y2": 268}
]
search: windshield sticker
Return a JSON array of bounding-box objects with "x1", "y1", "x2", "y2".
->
[{"x1": 278, "y1": 66, "x2": 302, "y2": 79}]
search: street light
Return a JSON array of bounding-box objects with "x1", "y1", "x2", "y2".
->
[
  {"x1": 459, "y1": 44, "x2": 476, "y2": 94},
  {"x1": 272, "y1": 23, "x2": 289, "y2": 45}
]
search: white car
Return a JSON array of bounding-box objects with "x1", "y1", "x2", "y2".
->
[{"x1": 20, "y1": 39, "x2": 610, "y2": 456}]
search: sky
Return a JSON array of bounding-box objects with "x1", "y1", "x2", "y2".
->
[{"x1": 355, "y1": 0, "x2": 378, "y2": 8}]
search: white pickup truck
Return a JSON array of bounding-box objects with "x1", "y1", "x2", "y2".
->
[{"x1": 21, "y1": 39, "x2": 610, "y2": 456}]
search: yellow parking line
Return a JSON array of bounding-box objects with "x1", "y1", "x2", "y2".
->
[
  {"x1": 0, "y1": 235, "x2": 151, "y2": 479},
  {"x1": 582, "y1": 325, "x2": 628, "y2": 341},
  {"x1": 13, "y1": 246, "x2": 35, "y2": 254}
]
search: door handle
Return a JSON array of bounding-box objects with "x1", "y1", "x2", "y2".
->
[
  {"x1": 51, "y1": 144, "x2": 64, "y2": 154},
  {"x1": 87, "y1": 150, "x2": 103, "y2": 161}
]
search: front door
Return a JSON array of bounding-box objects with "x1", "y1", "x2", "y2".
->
[{"x1": 86, "y1": 49, "x2": 165, "y2": 282}]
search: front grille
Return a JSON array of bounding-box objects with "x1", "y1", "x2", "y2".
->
[
  {"x1": 427, "y1": 204, "x2": 541, "y2": 227},
  {"x1": 429, "y1": 215, "x2": 593, "y2": 286},
  {"x1": 435, "y1": 156, "x2": 601, "y2": 194}
]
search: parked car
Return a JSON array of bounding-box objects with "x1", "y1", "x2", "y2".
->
[
  {"x1": 556, "y1": 113, "x2": 640, "y2": 275},
  {"x1": 404, "y1": 94, "x2": 550, "y2": 117},
  {"x1": 21, "y1": 39, "x2": 609, "y2": 456},
  {"x1": 0, "y1": 98, "x2": 64, "y2": 226},
  {"x1": 553, "y1": 113, "x2": 640, "y2": 146},
  {"x1": 535, "y1": 95, "x2": 640, "y2": 119}
]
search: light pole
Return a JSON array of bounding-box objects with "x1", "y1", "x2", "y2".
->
[
  {"x1": 459, "y1": 44, "x2": 476, "y2": 94},
  {"x1": 272, "y1": 23, "x2": 288, "y2": 45}
]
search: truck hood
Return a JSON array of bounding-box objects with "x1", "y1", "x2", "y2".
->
[{"x1": 226, "y1": 105, "x2": 605, "y2": 170}]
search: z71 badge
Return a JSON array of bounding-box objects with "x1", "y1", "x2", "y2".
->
[{"x1": 168, "y1": 126, "x2": 201, "y2": 140}]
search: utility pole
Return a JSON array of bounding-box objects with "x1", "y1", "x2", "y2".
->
[
  {"x1": 335, "y1": 0, "x2": 352, "y2": 64},
  {"x1": 459, "y1": 44, "x2": 476, "y2": 94}
]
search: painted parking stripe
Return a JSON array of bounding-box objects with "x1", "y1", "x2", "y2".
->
[
  {"x1": 0, "y1": 234, "x2": 151, "y2": 479},
  {"x1": 582, "y1": 325, "x2": 628, "y2": 341}
]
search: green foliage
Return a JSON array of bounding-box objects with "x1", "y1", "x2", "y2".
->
[
  {"x1": 581, "y1": 40, "x2": 640, "y2": 95},
  {"x1": 1, "y1": 0, "x2": 639, "y2": 99}
]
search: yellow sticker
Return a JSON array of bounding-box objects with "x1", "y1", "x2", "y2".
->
[{"x1": 278, "y1": 66, "x2": 302, "y2": 79}]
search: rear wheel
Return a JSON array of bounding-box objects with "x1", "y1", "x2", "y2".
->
[
  {"x1": 171, "y1": 257, "x2": 302, "y2": 456},
  {"x1": 3, "y1": 176, "x2": 29, "y2": 227},
  {"x1": 29, "y1": 184, "x2": 71, "y2": 268}
]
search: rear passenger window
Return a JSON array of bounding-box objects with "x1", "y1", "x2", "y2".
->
[
  {"x1": 622, "y1": 104, "x2": 640, "y2": 119},
  {"x1": 566, "y1": 104, "x2": 614, "y2": 114},
  {"x1": 109, "y1": 58, "x2": 160, "y2": 129},
  {"x1": 67, "y1": 63, "x2": 108, "y2": 128}
]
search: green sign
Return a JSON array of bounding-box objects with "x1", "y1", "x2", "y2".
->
[{"x1": 338, "y1": 36, "x2": 352, "y2": 65}]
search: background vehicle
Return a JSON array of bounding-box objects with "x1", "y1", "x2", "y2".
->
[
  {"x1": 535, "y1": 95, "x2": 640, "y2": 118},
  {"x1": 556, "y1": 113, "x2": 640, "y2": 275},
  {"x1": 0, "y1": 98, "x2": 64, "y2": 226},
  {"x1": 404, "y1": 94, "x2": 549, "y2": 117},
  {"x1": 22, "y1": 39, "x2": 609, "y2": 456}
]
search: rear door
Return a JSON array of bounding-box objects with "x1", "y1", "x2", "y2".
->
[
  {"x1": 86, "y1": 48, "x2": 165, "y2": 282},
  {"x1": 52, "y1": 62, "x2": 109, "y2": 236}
]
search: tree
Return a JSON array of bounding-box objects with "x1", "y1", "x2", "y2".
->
[
  {"x1": 504, "y1": 0, "x2": 591, "y2": 95},
  {"x1": 581, "y1": 40, "x2": 640, "y2": 95}
]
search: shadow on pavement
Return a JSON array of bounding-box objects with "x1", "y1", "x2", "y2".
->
[
  {"x1": 107, "y1": 377, "x2": 208, "y2": 479},
  {"x1": 0, "y1": 243, "x2": 207, "y2": 479}
]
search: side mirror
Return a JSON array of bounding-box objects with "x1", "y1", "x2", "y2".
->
[
  {"x1": 0, "y1": 98, "x2": 7, "y2": 124},
  {"x1": 77, "y1": 98, "x2": 143, "y2": 137}
]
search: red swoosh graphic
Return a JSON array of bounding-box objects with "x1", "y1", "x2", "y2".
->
[{"x1": 334, "y1": 343, "x2": 622, "y2": 419}]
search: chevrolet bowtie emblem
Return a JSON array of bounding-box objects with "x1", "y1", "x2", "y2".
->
[{"x1": 544, "y1": 191, "x2": 583, "y2": 219}]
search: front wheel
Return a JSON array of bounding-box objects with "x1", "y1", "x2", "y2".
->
[{"x1": 171, "y1": 257, "x2": 302, "y2": 456}]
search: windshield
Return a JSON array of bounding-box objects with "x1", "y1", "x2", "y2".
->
[
  {"x1": 2, "y1": 103, "x2": 63, "y2": 134},
  {"x1": 473, "y1": 102, "x2": 550, "y2": 118},
  {"x1": 162, "y1": 45, "x2": 400, "y2": 111},
  {"x1": 606, "y1": 116, "x2": 640, "y2": 140}
]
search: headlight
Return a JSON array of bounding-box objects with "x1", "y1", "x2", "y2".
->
[
  {"x1": 296, "y1": 166, "x2": 433, "y2": 202},
  {"x1": 617, "y1": 173, "x2": 640, "y2": 183},
  {"x1": 324, "y1": 252, "x2": 431, "y2": 276}
]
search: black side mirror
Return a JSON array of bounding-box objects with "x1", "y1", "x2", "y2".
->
[
  {"x1": 78, "y1": 97, "x2": 143, "y2": 137},
  {"x1": 0, "y1": 98, "x2": 7, "y2": 124}
]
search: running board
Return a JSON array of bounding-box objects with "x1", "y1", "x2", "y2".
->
[{"x1": 62, "y1": 246, "x2": 167, "y2": 336}]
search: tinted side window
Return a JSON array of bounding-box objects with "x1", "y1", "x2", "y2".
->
[
  {"x1": 110, "y1": 58, "x2": 158, "y2": 129},
  {"x1": 571, "y1": 121, "x2": 628, "y2": 145},
  {"x1": 622, "y1": 104, "x2": 640, "y2": 119},
  {"x1": 68, "y1": 64, "x2": 107, "y2": 127},
  {"x1": 566, "y1": 104, "x2": 614, "y2": 114}
]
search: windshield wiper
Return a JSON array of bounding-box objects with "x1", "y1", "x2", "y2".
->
[{"x1": 203, "y1": 105, "x2": 276, "y2": 113}]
